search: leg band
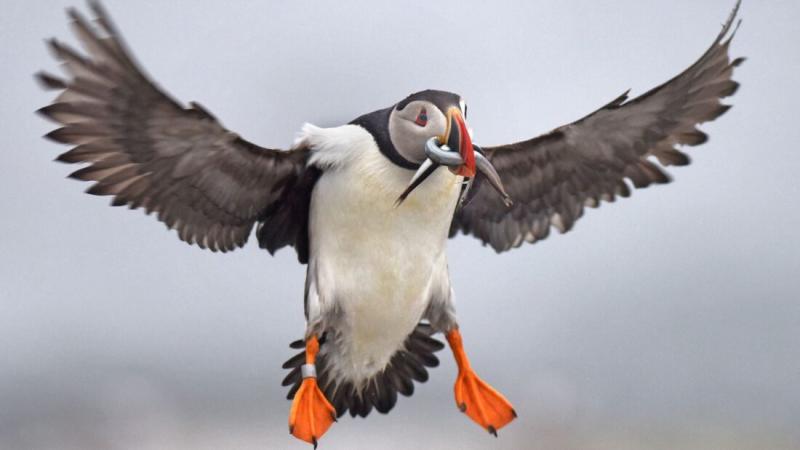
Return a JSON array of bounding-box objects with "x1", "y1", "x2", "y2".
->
[{"x1": 300, "y1": 363, "x2": 317, "y2": 379}]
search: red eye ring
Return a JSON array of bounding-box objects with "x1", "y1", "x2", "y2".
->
[{"x1": 414, "y1": 108, "x2": 428, "y2": 127}]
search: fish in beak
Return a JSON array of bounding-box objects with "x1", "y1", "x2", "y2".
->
[{"x1": 395, "y1": 108, "x2": 512, "y2": 207}]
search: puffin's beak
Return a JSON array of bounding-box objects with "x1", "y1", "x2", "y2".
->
[
  {"x1": 441, "y1": 108, "x2": 476, "y2": 178},
  {"x1": 396, "y1": 107, "x2": 511, "y2": 207},
  {"x1": 395, "y1": 108, "x2": 477, "y2": 207}
]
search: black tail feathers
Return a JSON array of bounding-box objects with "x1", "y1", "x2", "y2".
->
[{"x1": 282, "y1": 323, "x2": 444, "y2": 418}]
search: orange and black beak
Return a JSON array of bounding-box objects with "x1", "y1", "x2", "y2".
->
[
  {"x1": 395, "y1": 106, "x2": 511, "y2": 207},
  {"x1": 440, "y1": 107, "x2": 476, "y2": 178}
]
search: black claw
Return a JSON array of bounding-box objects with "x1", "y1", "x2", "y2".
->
[
  {"x1": 511, "y1": 408, "x2": 518, "y2": 418},
  {"x1": 331, "y1": 412, "x2": 338, "y2": 422},
  {"x1": 312, "y1": 436, "x2": 318, "y2": 449},
  {"x1": 289, "y1": 425, "x2": 294, "y2": 435},
  {"x1": 487, "y1": 425, "x2": 498, "y2": 437},
  {"x1": 458, "y1": 403, "x2": 467, "y2": 412}
]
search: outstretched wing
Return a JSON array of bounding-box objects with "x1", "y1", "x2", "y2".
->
[
  {"x1": 37, "y1": 1, "x2": 309, "y2": 253},
  {"x1": 451, "y1": 2, "x2": 744, "y2": 253}
]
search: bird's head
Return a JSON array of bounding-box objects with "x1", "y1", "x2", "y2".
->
[
  {"x1": 387, "y1": 90, "x2": 475, "y2": 178},
  {"x1": 351, "y1": 89, "x2": 510, "y2": 206}
]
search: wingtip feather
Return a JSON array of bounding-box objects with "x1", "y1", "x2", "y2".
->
[{"x1": 35, "y1": 71, "x2": 67, "y2": 90}]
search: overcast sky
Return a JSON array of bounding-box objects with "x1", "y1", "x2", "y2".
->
[{"x1": 1, "y1": 1, "x2": 798, "y2": 449}]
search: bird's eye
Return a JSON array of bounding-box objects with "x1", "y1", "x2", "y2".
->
[{"x1": 414, "y1": 108, "x2": 428, "y2": 127}]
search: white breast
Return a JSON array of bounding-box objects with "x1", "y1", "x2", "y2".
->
[{"x1": 300, "y1": 123, "x2": 460, "y2": 385}]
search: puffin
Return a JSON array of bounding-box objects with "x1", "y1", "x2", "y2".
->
[{"x1": 36, "y1": 1, "x2": 743, "y2": 447}]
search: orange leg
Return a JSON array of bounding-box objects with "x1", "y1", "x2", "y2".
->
[
  {"x1": 447, "y1": 328, "x2": 517, "y2": 436},
  {"x1": 288, "y1": 335, "x2": 337, "y2": 448}
]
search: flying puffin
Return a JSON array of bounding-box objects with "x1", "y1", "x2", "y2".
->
[{"x1": 36, "y1": 1, "x2": 743, "y2": 447}]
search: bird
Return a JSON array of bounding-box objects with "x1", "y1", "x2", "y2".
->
[{"x1": 36, "y1": 1, "x2": 743, "y2": 447}]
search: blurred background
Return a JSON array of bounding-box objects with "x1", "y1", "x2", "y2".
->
[{"x1": 1, "y1": 1, "x2": 798, "y2": 449}]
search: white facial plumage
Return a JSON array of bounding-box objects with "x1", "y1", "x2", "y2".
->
[{"x1": 387, "y1": 100, "x2": 448, "y2": 164}]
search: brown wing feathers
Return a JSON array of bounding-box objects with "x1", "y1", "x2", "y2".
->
[
  {"x1": 37, "y1": 2, "x2": 308, "y2": 253},
  {"x1": 452, "y1": 2, "x2": 744, "y2": 253}
]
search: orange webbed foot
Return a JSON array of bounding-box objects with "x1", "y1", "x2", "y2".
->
[
  {"x1": 447, "y1": 328, "x2": 516, "y2": 436},
  {"x1": 289, "y1": 378, "x2": 336, "y2": 447},
  {"x1": 288, "y1": 335, "x2": 336, "y2": 448},
  {"x1": 454, "y1": 367, "x2": 517, "y2": 436}
]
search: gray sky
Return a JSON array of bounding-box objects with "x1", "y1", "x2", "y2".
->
[{"x1": 1, "y1": 1, "x2": 799, "y2": 449}]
